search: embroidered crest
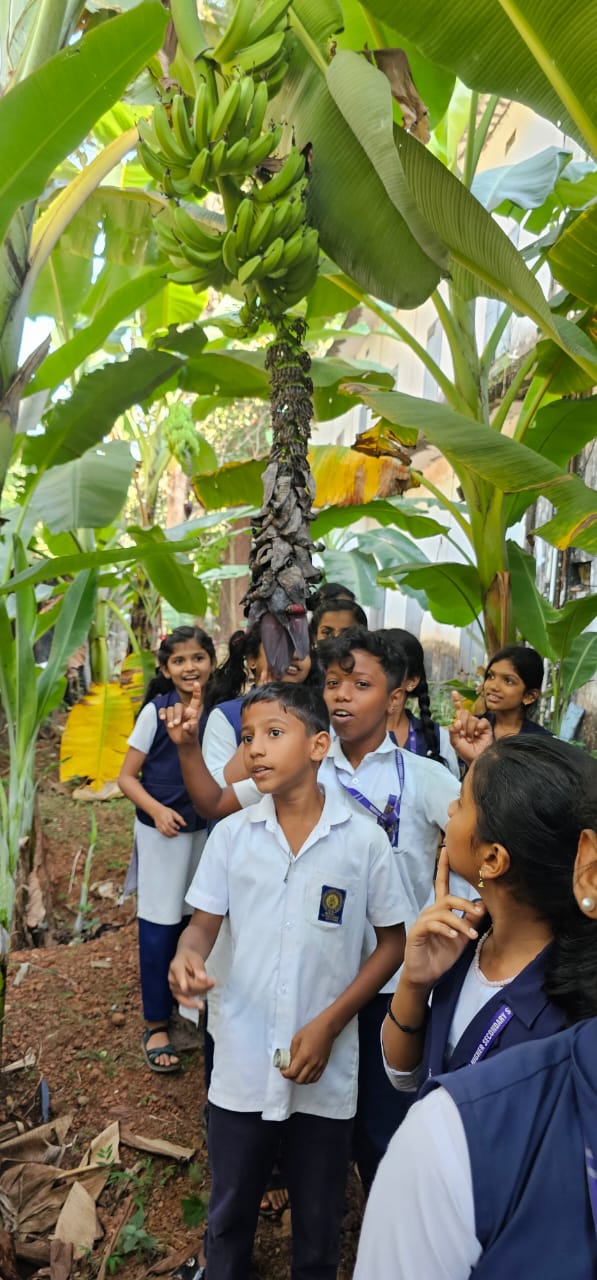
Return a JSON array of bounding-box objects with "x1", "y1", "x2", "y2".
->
[{"x1": 318, "y1": 885, "x2": 346, "y2": 924}]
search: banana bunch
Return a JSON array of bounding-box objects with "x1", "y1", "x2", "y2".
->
[
  {"x1": 211, "y1": 0, "x2": 293, "y2": 94},
  {"x1": 221, "y1": 148, "x2": 319, "y2": 310},
  {"x1": 155, "y1": 207, "x2": 230, "y2": 292},
  {"x1": 138, "y1": 77, "x2": 283, "y2": 199},
  {"x1": 162, "y1": 402, "x2": 199, "y2": 473}
]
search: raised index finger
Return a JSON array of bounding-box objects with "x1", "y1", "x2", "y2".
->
[
  {"x1": 435, "y1": 843, "x2": 452, "y2": 900},
  {"x1": 451, "y1": 690, "x2": 465, "y2": 720}
]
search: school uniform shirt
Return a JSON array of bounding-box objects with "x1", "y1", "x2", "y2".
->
[
  {"x1": 355, "y1": 1019, "x2": 597, "y2": 1279},
  {"x1": 383, "y1": 924, "x2": 566, "y2": 1092},
  {"x1": 125, "y1": 702, "x2": 207, "y2": 925},
  {"x1": 202, "y1": 699, "x2": 244, "y2": 786},
  {"x1": 318, "y1": 734, "x2": 463, "y2": 993},
  {"x1": 185, "y1": 786, "x2": 410, "y2": 1121}
]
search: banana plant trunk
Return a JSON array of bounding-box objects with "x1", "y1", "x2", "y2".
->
[{"x1": 242, "y1": 316, "x2": 321, "y2": 675}]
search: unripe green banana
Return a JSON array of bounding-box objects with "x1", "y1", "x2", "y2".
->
[
  {"x1": 211, "y1": 0, "x2": 254, "y2": 65},
  {"x1": 259, "y1": 234, "x2": 286, "y2": 276},
  {"x1": 253, "y1": 147, "x2": 305, "y2": 203},
  {"x1": 227, "y1": 75, "x2": 255, "y2": 145},
  {"x1": 168, "y1": 264, "x2": 213, "y2": 287},
  {"x1": 152, "y1": 102, "x2": 191, "y2": 166},
  {"x1": 247, "y1": 203, "x2": 276, "y2": 255},
  {"x1": 169, "y1": 170, "x2": 195, "y2": 196},
  {"x1": 238, "y1": 254, "x2": 263, "y2": 285},
  {"x1": 234, "y1": 198, "x2": 255, "y2": 257},
  {"x1": 222, "y1": 29, "x2": 285, "y2": 75},
  {"x1": 270, "y1": 193, "x2": 306, "y2": 240},
  {"x1": 209, "y1": 137, "x2": 228, "y2": 178},
  {"x1": 171, "y1": 93, "x2": 197, "y2": 159},
  {"x1": 247, "y1": 79, "x2": 269, "y2": 142},
  {"x1": 245, "y1": 124, "x2": 283, "y2": 169},
  {"x1": 174, "y1": 205, "x2": 222, "y2": 253},
  {"x1": 209, "y1": 79, "x2": 242, "y2": 142},
  {"x1": 190, "y1": 149, "x2": 211, "y2": 190},
  {"x1": 177, "y1": 238, "x2": 224, "y2": 268},
  {"x1": 222, "y1": 229, "x2": 240, "y2": 274},
  {"x1": 138, "y1": 138, "x2": 167, "y2": 183},
  {"x1": 245, "y1": 0, "x2": 292, "y2": 45},
  {"x1": 264, "y1": 56, "x2": 289, "y2": 100},
  {"x1": 279, "y1": 226, "x2": 308, "y2": 269},
  {"x1": 218, "y1": 136, "x2": 251, "y2": 176},
  {"x1": 193, "y1": 82, "x2": 211, "y2": 151},
  {"x1": 155, "y1": 218, "x2": 182, "y2": 256}
]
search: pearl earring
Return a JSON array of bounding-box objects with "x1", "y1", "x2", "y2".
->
[{"x1": 581, "y1": 897, "x2": 595, "y2": 913}]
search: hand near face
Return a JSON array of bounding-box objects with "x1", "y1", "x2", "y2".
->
[
  {"x1": 401, "y1": 847, "x2": 485, "y2": 990},
  {"x1": 449, "y1": 691, "x2": 493, "y2": 764}
]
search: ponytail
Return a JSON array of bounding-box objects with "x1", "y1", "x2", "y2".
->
[{"x1": 414, "y1": 672, "x2": 442, "y2": 765}]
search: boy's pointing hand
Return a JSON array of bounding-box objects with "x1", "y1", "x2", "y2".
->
[{"x1": 281, "y1": 1013, "x2": 335, "y2": 1085}]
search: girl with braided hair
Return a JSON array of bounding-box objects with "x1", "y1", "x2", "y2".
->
[{"x1": 385, "y1": 629, "x2": 459, "y2": 777}]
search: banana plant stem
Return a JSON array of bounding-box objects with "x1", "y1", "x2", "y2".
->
[{"x1": 409, "y1": 469, "x2": 472, "y2": 540}]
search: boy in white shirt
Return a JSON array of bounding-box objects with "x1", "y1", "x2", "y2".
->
[{"x1": 167, "y1": 682, "x2": 407, "y2": 1280}]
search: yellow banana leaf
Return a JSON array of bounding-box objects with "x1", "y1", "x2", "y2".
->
[
  {"x1": 309, "y1": 445, "x2": 412, "y2": 507},
  {"x1": 60, "y1": 682, "x2": 135, "y2": 790}
]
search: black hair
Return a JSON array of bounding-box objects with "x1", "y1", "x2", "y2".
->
[
  {"x1": 141, "y1": 626, "x2": 215, "y2": 709},
  {"x1": 484, "y1": 644, "x2": 544, "y2": 719},
  {"x1": 385, "y1": 628, "x2": 442, "y2": 764},
  {"x1": 310, "y1": 598, "x2": 368, "y2": 639},
  {"x1": 203, "y1": 619, "x2": 319, "y2": 713},
  {"x1": 308, "y1": 582, "x2": 356, "y2": 611},
  {"x1": 470, "y1": 735, "x2": 597, "y2": 1022},
  {"x1": 241, "y1": 681, "x2": 330, "y2": 736},
  {"x1": 317, "y1": 627, "x2": 407, "y2": 692}
]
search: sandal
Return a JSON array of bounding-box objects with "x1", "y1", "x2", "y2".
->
[
  {"x1": 259, "y1": 1165, "x2": 289, "y2": 1221},
  {"x1": 172, "y1": 1257, "x2": 205, "y2": 1280},
  {"x1": 142, "y1": 1025, "x2": 181, "y2": 1074}
]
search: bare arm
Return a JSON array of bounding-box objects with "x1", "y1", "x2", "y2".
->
[
  {"x1": 159, "y1": 684, "x2": 241, "y2": 820},
  {"x1": 282, "y1": 923, "x2": 406, "y2": 1086},
  {"x1": 168, "y1": 908, "x2": 224, "y2": 1009},
  {"x1": 223, "y1": 742, "x2": 250, "y2": 784},
  {"x1": 118, "y1": 746, "x2": 187, "y2": 837}
]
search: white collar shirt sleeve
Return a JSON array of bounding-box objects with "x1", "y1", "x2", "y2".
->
[
  {"x1": 185, "y1": 788, "x2": 409, "y2": 1120},
  {"x1": 354, "y1": 1086, "x2": 481, "y2": 1280}
]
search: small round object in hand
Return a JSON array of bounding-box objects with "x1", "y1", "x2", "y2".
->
[{"x1": 273, "y1": 1048, "x2": 291, "y2": 1069}]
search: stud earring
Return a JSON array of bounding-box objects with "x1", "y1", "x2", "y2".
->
[{"x1": 581, "y1": 897, "x2": 595, "y2": 913}]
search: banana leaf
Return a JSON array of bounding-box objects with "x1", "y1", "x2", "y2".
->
[
  {"x1": 60, "y1": 682, "x2": 136, "y2": 789},
  {"x1": 0, "y1": 2, "x2": 168, "y2": 243}
]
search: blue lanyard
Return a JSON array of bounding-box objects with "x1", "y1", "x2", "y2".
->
[
  {"x1": 585, "y1": 1143, "x2": 597, "y2": 1237},
  {"x1": 340, "y1": 749, "x2": 405, "y2": 848},
  {"x1": 468, "y1": 1003, "x2": 514, "y2": 1065}
]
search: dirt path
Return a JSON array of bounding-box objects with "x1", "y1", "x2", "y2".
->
[{"x1": 3, "y1": 732, "x2": 362, "y2": 1277}]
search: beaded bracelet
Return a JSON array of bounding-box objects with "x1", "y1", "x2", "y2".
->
[{"x1": 386, "y1": 996, "x2": 426, "y2": 1034}]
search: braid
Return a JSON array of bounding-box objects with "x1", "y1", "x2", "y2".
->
[{"x1": 416, "y1": 674, "x2": 442, "y2": 764}]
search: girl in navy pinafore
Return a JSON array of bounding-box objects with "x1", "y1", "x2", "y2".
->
[
  {"x1": 118, "y1": 626, "x2": 215, "y2": 1072},
  {"x1": 355, "y1": 747, "x2": 597, "y2": 1280},
  {"x1": 382, "y1": 736, "x2": 594, "y2": 1097}
]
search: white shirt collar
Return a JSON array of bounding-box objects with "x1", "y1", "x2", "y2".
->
[
  {"x1": 328, "y1": 732, "x2": 397, "y2": 770},
  {"x1": 248, "y1": 784, "x2": 352, "y2": 835}
]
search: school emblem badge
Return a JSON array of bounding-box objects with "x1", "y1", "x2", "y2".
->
[{"x1": 318, "y1": 885, "x2": 346, "y2": 924}]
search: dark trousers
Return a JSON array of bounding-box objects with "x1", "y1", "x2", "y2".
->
[
  {"x1": 354, "y1": 993, "x2": 413, "y2": 1194},
  {"x1": 206, "y1": 1103, "x2": 353, "y2": 1280},
  {"x1": 138, "y1": 917, "x2": 186, "y2": 1023}
]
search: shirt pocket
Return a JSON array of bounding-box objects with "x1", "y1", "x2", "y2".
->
[{"x1": 303, "y1": 870, "x2": 360, "y2": 932}]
